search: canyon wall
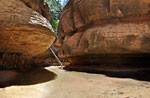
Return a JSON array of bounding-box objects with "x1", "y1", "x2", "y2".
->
[{"x1": 57, "y1": 0, "x2": 150, "y2": 65}]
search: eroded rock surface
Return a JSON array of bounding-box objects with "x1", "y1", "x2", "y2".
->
[
  {"x1": 57, "y1": 0, "x2": 150, "y2": 65},
  {"x1": 20, "y1": 0, "x2": 50, "y2": 19},
  {"x1": 0, "y1": 0, "x2": 55, "y2": 71}
]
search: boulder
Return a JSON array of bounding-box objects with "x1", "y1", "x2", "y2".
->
[
  {"x1": 57, "y1": 0, "x2": 150, "y2": 65},
  {"x1": 0, "y1": 0, "x2": 55, "y2": 71}
]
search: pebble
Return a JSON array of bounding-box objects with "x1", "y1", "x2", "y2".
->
[{"x1": 118, "y1": 92, "x2": 124, "y2": 94}]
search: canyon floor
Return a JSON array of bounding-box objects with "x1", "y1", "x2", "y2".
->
[{"x1": 0, "y1": 66, "x2": 150, "y2": 98}]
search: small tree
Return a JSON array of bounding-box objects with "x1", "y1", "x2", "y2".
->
[{"x1": 45, "y1": 0, "x2": 63, "y2": 32}]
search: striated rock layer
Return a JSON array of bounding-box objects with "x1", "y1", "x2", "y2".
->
[
  {"x1": 57, "y1": 0, "x2": 150, "y2": 65},
  {"x1": 0, "y1": 0, "x2": 55, "y2": 71}
]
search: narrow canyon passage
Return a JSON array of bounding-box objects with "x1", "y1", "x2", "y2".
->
[
  {"x1": 0, "y1": 66, "x2": 150, "y2": 98},
  {"x1": 1, "y1": 0, "x2": 150, "y2": 98}
]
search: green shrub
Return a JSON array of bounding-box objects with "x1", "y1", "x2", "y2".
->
[
  {"x1": 45, "y1": 0, "x2": 62, "y2": 33},
  {"x1": 50, "y1": 18, "x2": 59, "y2": 33}
]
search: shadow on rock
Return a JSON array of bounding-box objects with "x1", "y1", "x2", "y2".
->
[
  {"x1": 95, "y1": 70, "x2": 150, "y2": 82},
  {"x1": 65, "y1": 66, "x2": 150, "y2": 82},
  {"x1": 0, "y1": 68, "x2": 57, "y2": 88}
]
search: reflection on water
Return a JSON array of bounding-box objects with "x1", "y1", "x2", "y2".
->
[{"x1": 0, "y1": 68, "x2": 57, "y2": 88}]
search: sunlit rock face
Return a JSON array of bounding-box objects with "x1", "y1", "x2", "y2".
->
[
  {"x1": 0, "y1": 0, "x2": 55, "y2": 71},
  {"x1": 57, "y1": 0, "x2": 150, "y2": 65}
]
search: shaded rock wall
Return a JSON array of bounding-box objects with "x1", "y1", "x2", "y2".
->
[
  {"x1": 57, "y1": 0, "x2": 150, "y2": 65},
  {"x1": 20, "y1": 0, "x2": 50, "y2": 19}
]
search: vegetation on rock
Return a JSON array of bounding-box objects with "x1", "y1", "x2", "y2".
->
[
  {"x1": 44, "y1": 0, "x2": 62, "y2": 32},
  {"x1": 44, "y1": 0, "x2": 69, "y2": 32}
]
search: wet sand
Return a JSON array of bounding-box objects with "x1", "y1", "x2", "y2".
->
[{"x1": 0, "y1": 66, "x2": 150, "y2": 98}]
